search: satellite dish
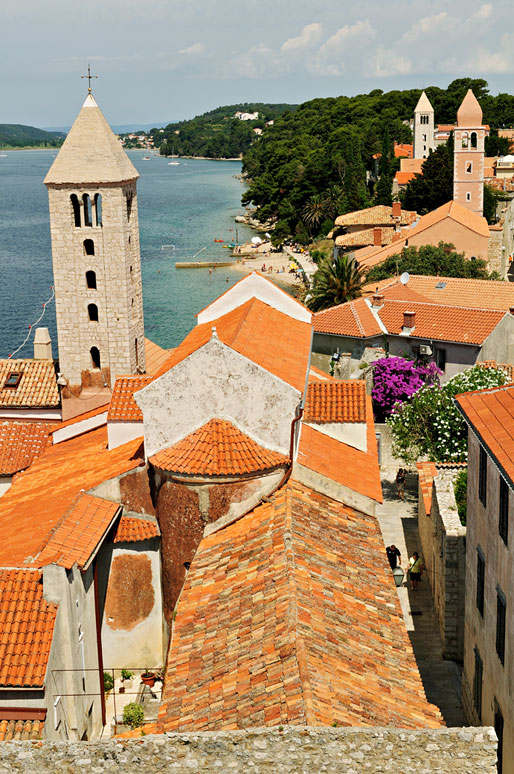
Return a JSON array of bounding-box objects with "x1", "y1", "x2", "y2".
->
[{"x1": 400, "y1": 272, "x2": 410, "y2": 285}]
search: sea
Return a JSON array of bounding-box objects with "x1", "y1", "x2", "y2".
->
[{"x1": 0, "y1": 150, "x2": 256, "y2": 358}]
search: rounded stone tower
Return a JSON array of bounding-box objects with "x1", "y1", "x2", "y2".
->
[
  {"x1": 44, "y1": 92, "x2": 145, "y2": 392},
  {"x1": 453, "y1": 89, "x2": 485, "y2": 216}
]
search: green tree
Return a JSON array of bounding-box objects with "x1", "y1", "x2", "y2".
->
[
  {"x1": 402, "y1": 142, "x2": 453, "y2": 214},
  {"x1": 306, "y1": 252, "x2": 363, "y2": 311},
  {"x1": 485, "y1": 128, "x2": 511, "y2": 157},
  {"x1": 365, "y1": 242, "x2": 493, "y2": 283},
  {"x1": 387, "y1": 366, "x2": 509, "y2": 463},
  {"x1": 302, "y1": 193, "x2": 328, "y2": 234}
]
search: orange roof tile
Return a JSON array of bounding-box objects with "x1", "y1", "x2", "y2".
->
[
  {"x1": 150, "y1": 419, "x2": 289, "y2": 476},
  {"x1": 298, "y1": 396, "x2": 383, "y2": 503},
  {"x1": 394, "y1": 171, "x2": 416, "y2": 185},
  {"x1": 363, "y1": 275, "x2": 514, "y2": 312},
  {"x1": 335, "y1": 205, "x2": 417, "y2": 228},
  {"x1": 304, "y1": 380, "x2": 366, "y2": 423},
  {"x1": 108, "y1": 375, "x2": 153, "y2": 422},
  {"x1": 0, "y1": 421, "x2": 57, "y2": 476},
  {"x1": 157, "y1": 481, "x2": 441, "y2": 731},
  {"x1": 144, "y1": 338, "x2": 173, "y2": 375},
  {"x1": 36, "y1": 493, "x2": 121, "y2": 569},
  {"x1": 0, "y1": 427, "x2": 143, "y2": 567},
  {"x1": 155, "y1": 297, "x2": 312, "y2": 392},
  {"x1": 113, "y1": 515, "x2": 160, "y2": 543},
  {"x1": 0, "y1": 569, "x2": 57, "y2": 688},
  {"x1": 456, "y1": 384, "x2": 514, "y2": 487},
  {"x1": 0, "y1": 360, "x2": 59, "y2": 408},
  {"x1": 394, "y1": 143, "x2": 413, "y2": 158},
  {"x1": 335, "y1": 227, "x2": 395, "y2": 248},
  {"x1": 313, "y1": 297, "x2": 382, "y2": 338},
  {"x1": 417, "y1": 462, "x2": 437, "y2": 516},
  {"x1": 0, "y1": 718, "x2": 44, "y2": 741}
]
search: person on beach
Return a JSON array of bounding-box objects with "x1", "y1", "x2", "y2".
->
[
  {"x1": 386, "y1": 544, "x2": 401, "y2": 570},
  {"x1": 396, "y1": 468, "x2": 406, "y2": 500},
  {"x1": 408, "y1": 552, "x2": 423, "y2": 590}
]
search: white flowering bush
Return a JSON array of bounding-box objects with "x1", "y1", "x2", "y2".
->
[{"x1": 387, "y1": 365, "x2": 509, "y2": 463}]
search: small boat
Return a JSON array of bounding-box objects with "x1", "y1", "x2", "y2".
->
[
  {"x1": 143, "y1": 156, "x2": 150, "y2": 160},
  {"x1": 168, "y1": 161, "x2": 180, "y2": 166},
  {"x1": 214, "y1": 239, "x2": 224, "y2": 243}
]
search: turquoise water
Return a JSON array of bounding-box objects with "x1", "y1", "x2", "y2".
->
[{"x1": 0, "y1": 150, "x2": 254, "y2": 358}]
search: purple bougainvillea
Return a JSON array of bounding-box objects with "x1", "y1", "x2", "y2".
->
[{"x1": 372, "y1": 356, "x2": 441, "y2": 418}]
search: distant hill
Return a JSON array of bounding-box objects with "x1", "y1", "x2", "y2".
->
[
  {"x1": 0, "y1": 124, "x2": 65, "y2": 148},
  {"x1": 43, "y1": 121, "x2": 174, "y2": 134},
  {"x1": 156, "y1": 103, "x2": 299, "y2": 159}
]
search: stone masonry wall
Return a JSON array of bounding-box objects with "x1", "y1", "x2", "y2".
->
[
  {"x1": 417, "y1": 471, "x2": 466, "y2": 660},
  {"x1": 0, "y1": 727, "x2": 497, "y2": 773}
]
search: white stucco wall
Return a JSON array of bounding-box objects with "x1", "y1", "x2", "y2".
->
[
  {"x1": 304, "y1": 421, "x2": 367, "y2": 452},
  {"x1": 107, "y1": 421, "x2": 144, "y2": 451},
  {"x1": 0, "y1": 477, "x2": 12, "y2": 498},
  {"x1": 197, "y1": 272, "x2": 312, "y2": 325},
  {"x1": 0, "y1": 408, "x2": 62, "y2": 420},
  {"x1": 135, "y1": 336, "x2": 301, "y2": 459},
  {"x1": 53, "y1": 411, "x2": 108, "y2": 445}
]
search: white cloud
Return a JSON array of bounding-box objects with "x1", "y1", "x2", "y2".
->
[
  {"x1": 308, "y1": 20, "x2": 377, "y2": 76},
  {"x1": 370, "y1": 48, "x2": 412, "y2": 78},
  {"x1": 178, "y1": 42, "x2": 206, "y2": 56},
  {"x1": 468, "y1": 3, "x2": 493, "y2": 22},
  {"x1": 281, "y1": 23, "x2": 323, "y2": 52},
  {"x1": 401, "y1": 12, "x2": 452, "y2": 43}
]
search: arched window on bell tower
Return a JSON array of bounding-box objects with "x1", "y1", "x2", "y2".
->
[
  {"x1": 86, "y1": 270, "x2": 97, "y2": 289},
  {"x1": 90, "y1": 347, "x2": 101, "y2": 369},
  {"x1": 71, "y1": 194, "x2": 81, "y2": 227},
  {"x1": 83, "y1": 194, "x2": 92, "y2": 227},
  {"x1": 94, "y1": 194, "x2": 102, "y2": 226},
  {"x1": 88, "y1": 303, "x2": 99, "y2": 322},
  {"x1": 83, "y1": 239, "x2": 94, "y2": 256},
  {"x1": 471, "y1": 132, "x2": 478, "y2": 149}
]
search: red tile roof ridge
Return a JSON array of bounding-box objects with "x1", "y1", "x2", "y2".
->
[
  {"x1": 378, "y1": 297, "x2": 506, "y2": 315},
  {"x1": 349, "y1": 300, "x2": 366, "y2": 336}
]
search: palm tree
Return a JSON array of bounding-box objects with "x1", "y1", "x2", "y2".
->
[
  {"x1": 302, "y1": 193, "x2": 327, "y2": 233},
  {"x1": 306, "y1": 251, "x2": 364, "y2": 312}
]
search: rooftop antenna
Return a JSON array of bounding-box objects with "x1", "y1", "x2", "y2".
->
[
  {"x1": 400, "y1": 272, "x2": 410, "y2": 285},
  {"x1": 81, "y1": 64, "x2": 98, "y2": 94}
]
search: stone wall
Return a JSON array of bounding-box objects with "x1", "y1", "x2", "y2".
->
[
  {"x1": 417, "y1": 470, "x2": 466, "y2": 660},
  {"x1": 0, "y1": 727, "x2": 497, "y2": 773}
]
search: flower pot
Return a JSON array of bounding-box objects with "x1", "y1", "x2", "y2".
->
[
  {"x1": 119, "y1": 686, "x2": 125, "y2": 694},
  {"x1": 141, "y1": 674, "x2": 156, "y2": 688}
]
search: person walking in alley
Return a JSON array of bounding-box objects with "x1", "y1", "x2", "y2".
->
[
  {"x1": 396, "y1": 468, "x2": 406, "y2": 500},
  {"x1": 386, "y1": 544, "x2": 401, "y2": 570},
  {"x1": 408, "y1": 552, "x2": 423, "y2": 590}
]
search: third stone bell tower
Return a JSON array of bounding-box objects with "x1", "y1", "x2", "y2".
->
[{"x1": 44, "y1": 89, "x2": 145, "y2": 392}]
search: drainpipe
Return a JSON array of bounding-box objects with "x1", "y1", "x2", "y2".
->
[{"x1": 93, "y1": 559, "x2": 106, "y2": 728}]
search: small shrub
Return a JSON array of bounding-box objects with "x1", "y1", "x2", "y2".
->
[
  {"x1": 103, "y1": 672, "x2": 114, "y2": 693},
  {"x1": 121, "y1": 669, "x2": 134, "y2": 681},
  {"x1": 123, "y1": 702, "x2": 145, "y2": 729},
  {"x1": 454, "y1": 469, "x2": 468, "y2": 526}
]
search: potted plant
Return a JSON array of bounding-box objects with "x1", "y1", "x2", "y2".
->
[
  {"x1": 121, "y1": 669, "x2": 134, "y2": 687},
  {"x1": 122, "y1": 702, "x2": 145, "y2": 729},
  {"x1": 140, "y1": 669, "x2": 156, "y2": 688},
  {"x1": 103, "y1": 671, "x2": 114, "y2": 695}
]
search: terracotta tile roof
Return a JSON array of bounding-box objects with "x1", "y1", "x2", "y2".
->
[
  {"x1": 335, "y1": 227, "x2": 395, "y2": 248},
  {"x1": 157, "y1": 481, "x2": 441, "y2": 731},
  {"x1": 0, "y1": 718, "x2": 44, "y2": 741},
  {"x1": 394, "y1": 171, "x2": 416, "y2": 185},
  {"x1": 149, "y1": 419, "x2": 289, "y2": 476},
  {"x1": 399, "y1": 158, "x2": 424, "y2": 174},
  {"x1": 108, "y1": 375, "x2": 153, "y2": 422},
  {"x1": 363, "y1": 275, "x2": 514, "y2": 313},
  {"x1": 0, "y1": 427, "x2": 143, "y2": 568},
  {"x1": 417, "y1": 462, "x2": 437, "y2": 516},
  {"x1": 304, "y1": 380, "x2": 366, "y2": 423},
  {"x1": 297, "y1": 396, "x2": 383, "y2": 504},
  {"x1": 0, "y1": 360, "x2": 59, "y2": 408},
  {"x1": 50, "y1": 404, "x2": 109, "y2": 433},
  {"x1": 456, "y1": 384, "x2": 514, "y2": 488},
  {"x1": 155, "y1": 298, "x2": 312, "y2": 392},
  {"x1": 113, "y1": 515, "x2": 160, "y2": 543},
  {"x1": 144, "y1": 338, "x2": 173, "y2": 375},
  {"x1": 0, "y1": 421, "x2": 57, "y2": 476},
  {"x1": 0, "y1": 569, "x2": 57, "y2": 688},
  {"x1": 394, "y1": 143, "x2": 413, "y2": 158},
  {"x1": 314, "y1": 296, "x2": 505, "y2": 345},
  {"x1": 334, "y1": 205, "x2": 417, "y2": 228},
  {"x1": 36, "y1": 492, "x2": 121, "y2": 569}
]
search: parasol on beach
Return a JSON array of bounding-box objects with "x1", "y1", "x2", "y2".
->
[{"x1": 251, "y1": 236, "x2": 262, "y2": 245}]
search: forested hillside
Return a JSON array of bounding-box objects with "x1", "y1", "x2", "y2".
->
[
  {"x1": 0, "y1": 124, "x2": 64, "y2": 148},
  {"x1": 241, "y1": 78, "x2": 514, "y2": 243},
  {"x1": 156, "y1": 103, "x2": 298, "y2": 159}
]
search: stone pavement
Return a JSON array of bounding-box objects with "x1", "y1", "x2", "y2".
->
[{"x1": 377, "y1": 467, "x2": 467, "y2": 727}]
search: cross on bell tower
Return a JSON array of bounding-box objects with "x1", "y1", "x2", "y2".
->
[{"x1": 81, "y1": 65, "x2": 98, "y2": 94}]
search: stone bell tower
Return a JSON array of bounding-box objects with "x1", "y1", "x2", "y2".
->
[
  {"x1": 44, "y1": 91, "x2": 145, "y2": 392},
  {"x1": 413, "y1": 91, "x2": 435, "y2": 160},
  {"x1": 453, "y1": 89, "x2": 485, "y2": 216}
]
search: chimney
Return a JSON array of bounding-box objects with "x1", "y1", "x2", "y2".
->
[
  {"x1": 371, "y1": 290, "x2": 385, "y2": 308},
  {"x1": 402, "y1": 311, "x2": 416, "y2": 332},
  {"x1": 392, "y1": 202, "x2": 402, "y2": 218},
  {"x1": 510, "y1": 306, "x2": 514, "y2": 315},
  {"x1": 373, "y1": 228, "x2": 382, "y2": 246},
  {"x1": 33, "y1": 327, "x2": 52, "y2": 360}
]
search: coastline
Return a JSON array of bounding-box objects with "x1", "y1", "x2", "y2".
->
[{"x1": 226, "y1": 255, "x2": 303, "y2": 293}]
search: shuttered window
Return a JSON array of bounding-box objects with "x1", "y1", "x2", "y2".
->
[
  {"x1": 476, "y1": 549, "x2": 485, "y2": 617},
  {"x1": 496, "y1": 589, "x2": 506, "y2": 665},
  {"x1": 478, "y1": 446, "x2": 487, "y2": 506},
  {"x1": 473, "y1": 648, "x2": 483, "y2": 720},
  {"x1": 499, "y1": 477, "x2": 509, "y2": 546}
]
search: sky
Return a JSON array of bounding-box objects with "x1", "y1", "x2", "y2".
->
[{"x1": 3, "y1": 0, "x2": 514, "y2": 127}]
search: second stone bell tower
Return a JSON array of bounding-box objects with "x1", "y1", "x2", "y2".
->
[{"x1": 44, "y1": 90, "x2": 145, "y2": 391}]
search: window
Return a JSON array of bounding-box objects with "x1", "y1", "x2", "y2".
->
[
  {"x1": 90, "y1": 347, "x2": 101, "y2": 369},
  {"x1": 87, "y1": 303, "x2": 98, "y2": 322},
  {"x1": 82, "y1": 194, "x2": 92, "y2": 227},
  {"x1": 476, "y1": 548, "x2": 485, "y2": 616},
  {"x1": 94, "y1": 193, "x2": 102, "y2": 226},
  {"x1": 86, "y1": 270, "x2": 97, "y2": 290},
  {"x1": 496, "y1": 588, "x2": 506, "y2": 665},
  {"x1": 135, "y1": 337, "x2": 139, "y2": 368},
  {"x1": 462, "y1": 132, "x2": 469, "y2": 148},
  {"x1": 471, "y1": 132, "x2": 478, "y2": 149},
  {"x1": 435, "y1": 348, "x2": 446, "y2": 371},
  {"x1": 71, "y1": 194, "x2": 81, "y2": 227},
  {"x1": 126, "y1": 193, "x2": 133, "y2": 221},
  {"x1": 495, "y1": 704, "x2": 504, "y2": 774},
  {"x1": 499, "y1": 477, "x2": 509, "y2": 546},
  {"x1": 466, "y1": 162, "x2": 473, "y2": 174},
  {"x1": 3, "y1": 372, "x2": 22, "y2": 389},
  {"x1": 423, "y1": 134, "x2": 427, "y2": 141},
  {"x1": 473, "y1": 647, "x2": 483, "y2": 720},
  {"x1": 466, "y1": 192, "x2": 472, "y2": 202},
  {"x1": 479, "y1": 446, "x2": 487, "y2": 506},
  {"x1": 83, "y1": 239, "x2": 94, "y2": 256}
]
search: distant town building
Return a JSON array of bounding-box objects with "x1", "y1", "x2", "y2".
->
[{"x1": 233, "y1": 111, "x2": 259, "y2": 121}]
